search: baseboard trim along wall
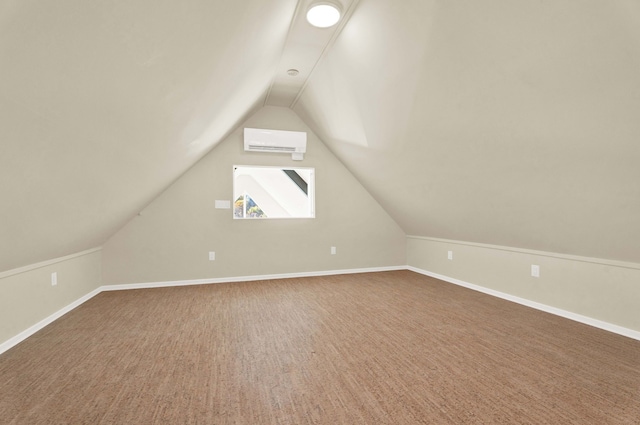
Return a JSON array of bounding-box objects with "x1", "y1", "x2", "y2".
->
[
  {"x1": 408, "y1": 266, "x2": 640, "y2": 342},
  {"x1": 406, "y1": 236, "x2": 640, "y2": 340},
  {"x1": 0, "y1": 287, "x2": 103, "y2": 355},
  {"x1": 3, "y1": 263, "x2": 638, "y2": 356},
  {"x1": 101, "y1": 266, "x2": 406, "y2": 292},
  {"x1": 0, "y1": 266, "x2": 404, "y2": 355}
]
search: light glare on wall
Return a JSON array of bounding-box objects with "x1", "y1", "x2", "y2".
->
[{"x1": 306, "y1": 3, "x2": 341, "y2": 28}]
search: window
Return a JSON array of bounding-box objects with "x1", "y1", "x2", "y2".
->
[{"x1": 233, "y1": 166, "x2": 315, "y2": 219}]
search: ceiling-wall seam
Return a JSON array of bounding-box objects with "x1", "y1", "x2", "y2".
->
[
  {"x1": 263, "y1": 0, "x2": 306, "y2": 107},
  {"x1": 289, "y1": 0, "x2": 362, "y2": 109}
]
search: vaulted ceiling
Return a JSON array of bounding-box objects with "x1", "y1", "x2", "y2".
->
[{"x1": 1, "y1": 0, "x2": 639, "y2": 272}]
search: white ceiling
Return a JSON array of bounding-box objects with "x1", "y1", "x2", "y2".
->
[
  {"x1": 1, "y1": 0, "x2": 639, "y2": 272},
  {"x1": 295, "y1": 0, "x2": 640, "y2": 262},
  {"x1": 264, "y1": 0, "x2": 358, "y2": 107},
  {"x1": 0, "y1": 0, "x2": 296, "y2": 270}
]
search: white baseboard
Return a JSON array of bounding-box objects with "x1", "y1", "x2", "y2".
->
[
  {"x1": 100, "y1": 266, "x2": 406, "y2": 292},
  {"x1": 0, "y1": 288, "x2": 102, "y2": 355},
  {"x1": 3, "y1": 264, "x2": 637, "y2": 357},
  {"x1": 407, "y1": 266, "x2": 640, "y2": 341},
  {"x1": 0, "y1": 266, "x2": 404, "y2": 355}
]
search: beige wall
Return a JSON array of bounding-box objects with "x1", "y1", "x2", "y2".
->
[
  {"x1": 407, "y1": 236, "x2": 640, "y2": 333},
  {"x1": 0, "y1": 249, "x2": 102, "y2": 347},
  {"x1": 101, "y1": 106, "x2": 406, "y2": 285}
]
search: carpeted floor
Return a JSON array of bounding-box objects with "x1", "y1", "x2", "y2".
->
[{"x1": 0, "y1": 271, "x2": 638, "y2": 424}]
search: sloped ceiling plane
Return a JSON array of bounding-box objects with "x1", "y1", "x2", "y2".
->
[{"x1": 1, "y1": 0, "x2": 639, "y2": 272}]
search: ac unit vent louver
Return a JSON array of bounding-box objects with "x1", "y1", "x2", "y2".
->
[
  {"x1": 247, "y1": 145, "x2": 296, "y2": 152},
  {"x1": 244, "y1": 128, "x2": 307, "y2": 160}
]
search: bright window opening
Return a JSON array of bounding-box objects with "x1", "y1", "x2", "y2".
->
[{"x1": 233, "y1": 166, "x2": 315, "y2": 219}]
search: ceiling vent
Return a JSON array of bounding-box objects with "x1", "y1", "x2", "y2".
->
[{"x1": 244, "y1": 128, "x2": 307, "y2": 160}]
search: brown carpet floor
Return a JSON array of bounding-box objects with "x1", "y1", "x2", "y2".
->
[{"x1": 0, "y1": 270, "x2": 638, "y2": 424}]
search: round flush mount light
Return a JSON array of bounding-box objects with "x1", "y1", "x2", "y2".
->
[
  {"x1": 287, "y1": 68, "x2": 300, "y2": 77},
  {"x1": 306, "y1": 2, "x2": 341, "y2": 28}
]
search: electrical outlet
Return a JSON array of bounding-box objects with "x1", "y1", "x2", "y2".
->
[
  {"x1": 531, "y1": 265, "x2": 540, "y2": 278},
  {"x1": 51, "y1": 272, "x2": 57, "y2": 286},
  {"x1": 447, "y1": 250, "x2": 453, "y2": 260},
  {"x1": 331, "y1": 246, "x2": 336, "y2": 255},
  {"x1": 209, "y1": 251, "x2": 216, "y2": 261}
]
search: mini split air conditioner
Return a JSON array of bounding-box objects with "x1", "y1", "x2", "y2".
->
[{"x1": 244, "y1": 128, "x2": 307, "y2": 160}]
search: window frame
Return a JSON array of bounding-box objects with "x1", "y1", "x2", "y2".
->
[{"x1": 232, "y1": 165, "x2": 316, "y2": 220}]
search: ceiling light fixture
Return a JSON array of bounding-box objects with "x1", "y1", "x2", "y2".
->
[
  {"x1": 287, "y1": 69, "x2": 300, "y2": 77},
  {"x1": 306, "y1": 2, "x2": 341, "y2": 28}
]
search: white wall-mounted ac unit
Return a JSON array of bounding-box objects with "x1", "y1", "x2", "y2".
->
[{"x1": 244, "y1": 128, "x2": 307, "y2": 160}]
